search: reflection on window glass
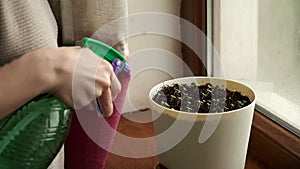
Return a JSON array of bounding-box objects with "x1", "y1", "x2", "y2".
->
[
  {"x1": 216, "y1": 0, "x2": 300, "y2": 136},
  {"x1": 257, "y1": 0, "x2": 300, "y2": 135}
]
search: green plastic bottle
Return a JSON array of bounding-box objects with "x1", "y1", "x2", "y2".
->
[{"x1": 0, "y1": 94, "x2": 71, "y2": 168}]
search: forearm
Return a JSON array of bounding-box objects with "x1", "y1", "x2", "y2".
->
[
  {"x1": 0, "y1": 47, "x2": 119, "y2": 118},
  {"x1": 0, "y1": 53, "x2": 51, "y2": 119}
]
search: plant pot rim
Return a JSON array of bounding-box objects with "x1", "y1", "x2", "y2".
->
[{"x1": 149, "y1": 76, "x2": 256, "y2": 116}]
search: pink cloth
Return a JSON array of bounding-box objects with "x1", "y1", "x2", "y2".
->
[{"x1": 65, "y1": 72, "x2": 130, "y2": 169}]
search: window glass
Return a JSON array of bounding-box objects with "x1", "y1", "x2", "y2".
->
[{"x1": 213, "y1": 0, "x2": 300, "y2": 136}]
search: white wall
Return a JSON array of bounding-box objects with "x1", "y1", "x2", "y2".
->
[{"x1": 123, "y1": 0, "x2": 183, "y2": 112}]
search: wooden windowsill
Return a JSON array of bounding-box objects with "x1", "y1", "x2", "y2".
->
[
  {"x1": 105, "y1": 109, "x2": 300, "y2": 169},
  {"x1": 247, "y1": 111, "x2": 300, "y2": 169}
]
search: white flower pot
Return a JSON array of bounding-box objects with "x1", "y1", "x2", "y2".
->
[{"x1": 149, "y1": 77, "x2": 256, "y2": 169}]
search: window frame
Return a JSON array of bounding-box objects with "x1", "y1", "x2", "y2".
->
[{"x1": 180, "y1": 0, "x2": 300, "y2": 168}]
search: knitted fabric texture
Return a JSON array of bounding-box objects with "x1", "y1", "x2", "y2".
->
[{"x1": 0, "y1": 0, "x2": 57, "y2": 67}]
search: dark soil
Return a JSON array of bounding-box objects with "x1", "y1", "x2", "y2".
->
[{"x1": 152, "y1": 82, "x2": 251, "y2": 113}]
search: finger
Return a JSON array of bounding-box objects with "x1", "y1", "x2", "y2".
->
[
  {"x1": 111, "y1": 74, "x2": 121, "y2": 101},
  {"x1": 98, "y1": 88, "x2": 113, "y2": 117}
]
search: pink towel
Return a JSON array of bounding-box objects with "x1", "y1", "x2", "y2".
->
[{"x1": 65, "y1": 72, "x2": 130, "y2": 169}]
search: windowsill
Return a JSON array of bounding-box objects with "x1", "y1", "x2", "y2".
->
[
  {"x1": 106, "y1": 109, "x2": 300, "y2": 169},
  {"x1": 248, "y1": 110, "x2": 300, "y2": 168}
]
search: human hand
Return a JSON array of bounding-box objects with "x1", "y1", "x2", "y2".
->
[{"x1": 33, "y1": 47, "x2": 121, "y2": 117}]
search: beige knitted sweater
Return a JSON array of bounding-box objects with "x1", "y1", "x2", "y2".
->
[
  {"x1": 0, "y1": 0, "x2": 128, "y2": 67},
  {"x1": 0, "y1": 0, "x2": 58, "y2": 67}
]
